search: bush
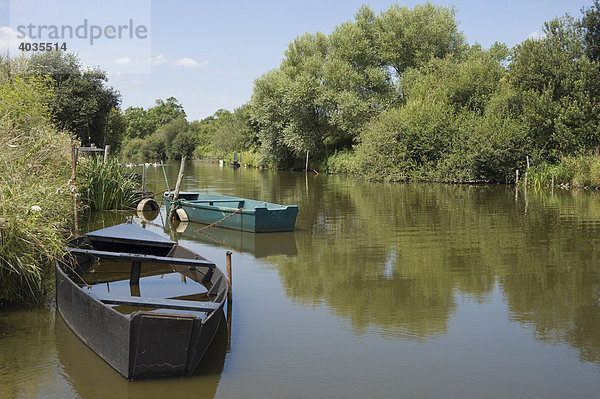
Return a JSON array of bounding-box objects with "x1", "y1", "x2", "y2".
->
[
  {"x1": 78, "y1": 158, "x2": 138, "y2": 210},
  {"x1": 325, "y1": 150, "x2": 357, "y2": 174}
]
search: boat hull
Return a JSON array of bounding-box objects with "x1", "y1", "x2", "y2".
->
[
  {"x1": 165, "y1": 192, "x2": 298, "y2": 233},
  {"x1": 55, "y1": 224, "x2": 227, "y2": 380}
]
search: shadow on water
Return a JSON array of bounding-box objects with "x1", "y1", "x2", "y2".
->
[
  {"x1": 54, "y1": 310, "x2": 229, "y2": 399},
  {"x1": 165, "y1": 220, "x2": 298, "y2": 258}
]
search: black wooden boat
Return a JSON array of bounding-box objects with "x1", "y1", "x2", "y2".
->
[{"x1": 55, "y1": 222, "x2": 228, "y2": 380}]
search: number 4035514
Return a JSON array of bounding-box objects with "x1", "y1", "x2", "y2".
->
[{"x1": 19, "y1": 42, "x2": 67, "y2": 51}]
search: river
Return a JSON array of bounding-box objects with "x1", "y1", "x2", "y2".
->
[{"x1": 2, "y1": 160, "x2": 600, "y2": 398}]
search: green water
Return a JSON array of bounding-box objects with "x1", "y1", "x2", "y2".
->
[{"x1": 2, "y1": 160, "x2": 600, "y2": 398}]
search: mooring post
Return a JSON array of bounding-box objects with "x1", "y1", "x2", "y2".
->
[
  {"x1": 142, "y1": 163, "x2": 146, "y2": 192},
  {"x1": 103, "y1": 145, "x2": 110, "y2": 163},
  {"x1": 524, "y1": 156, "x2": 529, "y2": 188},
  {"x1": 226, "y1": 251, "x2": 232, "y2": 301},
  {"x1": 305, "y1": 150, "x2": 309, "y2": 173},
  {"x1": 161, "y1": 160, "x2": 170, "y2": 192},
  {"x1": 71, "y1": 144, "x2": 79, "y2": 235},
  {"x1": 169, "y1": 156, "x2": 187, "y2": 221}
]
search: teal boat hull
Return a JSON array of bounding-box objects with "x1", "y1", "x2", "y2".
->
[{"x1": 165, "y1": 192, "x2": 298, "y2": 233}]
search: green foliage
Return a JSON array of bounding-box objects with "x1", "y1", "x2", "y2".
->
[
  {"x1": 29, "y1": 52, "x2": 120, "y2": 147},
  {"x1": 0, "y1": 63, "x2": 73, "y2": 305},
  {"x1": 77, "y1": 158, "x2": 138, "y2": 210},
  {"x1": 249, "y1": 3, "x2": 464, "y2": 168},
  {"x1": 325, "y1": 150, "x2": 358, "y2": 174},
  {"x1": 581, "y1": 0, "x2": 600, "y2": 62},
  {"x1": 105, "y1": 108, "x2": 127, "y2": 153},
  {"x1": 509, "y1": 14, "x2": 600, "y2": 159},
  {"x1": 123, "y1": 97, "x2": 186, "y2": 141},
  {"x1": 210, "y1": 104, "x2": 257, "y2": 157},
  {"x1": 171, "y1": 130, "x2": 198, "y2": 159},
  {"x1": 375, "y1": 2, "x2": 465, "y2": 75},
  {"x1": 351, "y1": 47, "x2": 524, "y2": 183},
  {"x1": 528, "y1": 155, "x2": 600, "y2": 188}
]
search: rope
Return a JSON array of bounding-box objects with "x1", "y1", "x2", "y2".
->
[{"x1": 195, "y1": 207, "x2": 244, "y2": 232}]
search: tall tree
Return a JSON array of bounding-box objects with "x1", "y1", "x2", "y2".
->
[
  {"x1": 581, "y1": 0, "x2": 600, "y2": 63},
  {"x1": 29, "y1": 52, "x2": 120, "y2": 146}
]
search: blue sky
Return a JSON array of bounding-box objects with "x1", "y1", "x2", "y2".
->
[{"x1": 0, "y1": 0, "x2": 591, "y2": 121}]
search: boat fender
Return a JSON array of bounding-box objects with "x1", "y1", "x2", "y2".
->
[
  {"x1": 175, "y1": 208, "x2": 189, "y2": 222},
  {"x1": 136, "y1": 198, "x2": 159, "y2": 212}
]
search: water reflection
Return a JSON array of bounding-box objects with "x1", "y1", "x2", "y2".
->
[
  {"x1": 54, "y1": 311, "x2": 228, "y2": 399},
  {"x1": 274, "y1": 181, "x2": 600, "y2": 361},
  {"x1": 166, "y1": 221, "x2": 298, "y2": 258},
  {"x1": 5, "y1": 161, "x2": 600, "y2": 398}
]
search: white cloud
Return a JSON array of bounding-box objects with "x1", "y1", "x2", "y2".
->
[
  {"x1": 0, "y1": 26, "x2": 29, "y2": 52},
  {"x1": 114, "y1": 57, "x2": 132, "y2": 65},
  {"x1": 199, "y1": 60, "x2": 209, "y2": 68},
  {"x1": 151, "y1": 54, "x2": 168, "y2": 65},
  {"x1": 528, "y1": 31, "x2": 546, "y2": 41},
  {"x1": 173, "y1": 57, "x2": 199, "y2": 68}
]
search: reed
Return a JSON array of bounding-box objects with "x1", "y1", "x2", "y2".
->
[
  {"x1": 0, "y1": 123, "x2": 73, "y2": 305},
  {"x1": 77, "y1": 158, "x2": 138, "y2": 211},
  {"x1": 527, "y1": 155, "x2": 600, "y2": 189}
]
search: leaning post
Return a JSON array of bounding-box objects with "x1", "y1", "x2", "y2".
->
[
  {"x1": 169, "y1": 156, "x2": 187, "y2": 221},
  {"x1": 103, "y1": 145, "x2": 111, "y2": 163}
]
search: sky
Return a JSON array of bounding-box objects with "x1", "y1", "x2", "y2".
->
[{"x1": 0, "y1": 0, "x2": 592, "y2": 121}]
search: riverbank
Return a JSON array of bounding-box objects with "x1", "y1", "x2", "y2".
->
[{"x1": 0, "y1": 73, "x2": 73, "y2": 305}]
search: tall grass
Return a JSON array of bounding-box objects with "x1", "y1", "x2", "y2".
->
[
  {"x1": 0, "y1": 73, "x2": 73, "y2": 305},
  {"x1": 78, "y1": 158, "x2": 138, "y2": 210},
  {"x1": 528, "y1": 155, "x2": 600, "y2": 189}
]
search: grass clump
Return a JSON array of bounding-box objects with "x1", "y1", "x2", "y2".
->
[
  {"x1": 77, "y1": 158, "x2": 138, "y2": 210},
  {"x1": 0, "y1": 71, "x2": 73, "y2": 305},
  {"x1": 528, "y1": 155, "x2": 600, "y2": 189}
]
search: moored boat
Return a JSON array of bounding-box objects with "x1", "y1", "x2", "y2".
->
[
  {"x1": 55, "y1": 222, "x2": 228, "y2": 380},
  {"x1": 165, "y1": 192, "x2": 299, "y2": 233}
]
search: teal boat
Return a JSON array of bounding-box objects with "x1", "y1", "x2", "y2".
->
[{"x1": 164, "y1": 192, "x2": 299, "y2": 233}]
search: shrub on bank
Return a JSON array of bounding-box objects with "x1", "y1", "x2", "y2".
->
[{"x1": 0, "y1": 73, "x2": 73, "y2": 305}]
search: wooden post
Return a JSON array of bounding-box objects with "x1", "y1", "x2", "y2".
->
[
  {"x1": 71, "y1": 144, "x2": 79, "y2": 235},
  {"x1": 103, "y1": 145, "x2": 110, "y2": 163},
  {"x1": 524, "y1": 156, "x2": 529, "y2": 188},
  {"x1": 305, "y1": 150, "x2": 309, "y2": 173},
  {"x1": 515, "y1": 169, "x2": 519, "y2": 185},
  {"x1": 142, "y1": 163, "x2": 146, "y2": 192},
  {"x1": 169, "y1": 156, "x2": 186, "y2": 221},
  {"x1": 551, "y1": 175, "x2": 555, "y2": 196},
  {"x1": 161, "y1": 160, "x2": 170, "y2": 192},
  {"x1": 226, "y1": 251, "x2": 232, "y2": 301}
]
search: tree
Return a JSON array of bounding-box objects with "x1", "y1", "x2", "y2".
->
[
  {"x1": 509, "y1": 15, "x2": 600, "y2": 159},
  {"x1": 123, "y1": 107, "x2": 157, "y2": 139},
  {"x1": 249, "y1": 3, "x2": 464, "y2": 168},
  {"x1": 581, "y1": 0, "x2": 600, "y2": 63},
  {"x1": 375, "y1": 2, "x2": 465, "y2": 76},
  {"x1": 148, "y1": 97, "x2": 186, "y2": 126},
  {"x1": 29, "y1": 52, "x2": 120, "y2": 146},
  {"x1": 211, "y1": 104, "x2": 256, "y2": 156}
]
